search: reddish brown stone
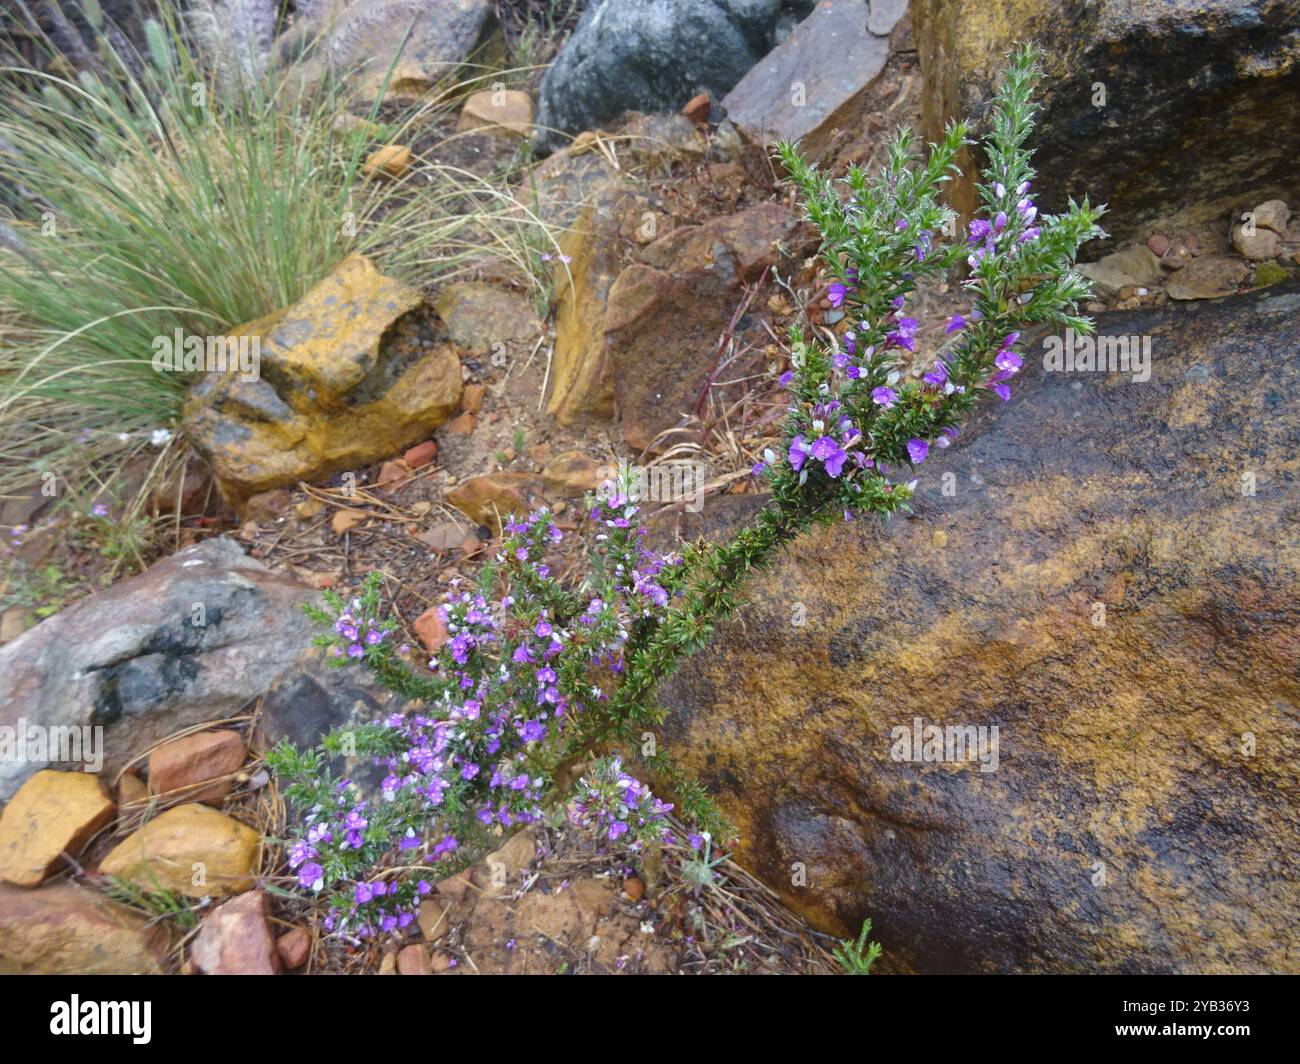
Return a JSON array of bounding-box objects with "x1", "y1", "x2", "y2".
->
[
  {"x1": 682, "y1": 92, "x2": 711, "y2": 123},
  {"x1": 462, "y1": 383, "x2": 486, "y2": 414},
  {"x1": 191, "y1": 890, "x2": 281, "y2": 975},
  {"x1": 413, "y1": 606, "x2": 449, "y2": 654},
  {"x1": 277, "y1": 926, "x2": 311, "y2": 970},
  {"x1": 148, "y1": 729, "x2": 245, "y2": 804},
  {"x1": 397, "y1": 943, "x2": 431, "y2": 975},
  {"x1": 404, "y1": 440, "x2": 438, "y2": 468}
]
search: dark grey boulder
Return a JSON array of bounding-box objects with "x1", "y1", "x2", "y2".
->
[{"x1": 534, "y1": 0, "x2": 816, "y2": 152}]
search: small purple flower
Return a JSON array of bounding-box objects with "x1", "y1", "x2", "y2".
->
[
  {"x1": 297, "y1": 862, "x2": 324, "y2": 891},
  {"x1": 923, "y1": 362, "x2": 947, "y2": 387},
  {"x1": 871, "y1": 386, "x2": 898, "y2": 408},
  {"x1": 827, "y1": 282, "x2": 848, "y2": 308},
  {"x1": 789, "y1": 434, "x2": 810, "y2": 472},
  {"x1": 906, "y1": 438, "x2": 929, "y2": 464},
  {"x1": 91, "y1": 503, "x2": 109, "y2": 518},
  {"x1": 945, "y1": 314, "x2": 967, "y2": 334},
  {"x1": 810, "y1": 435, "x2": 847, "y2": 478},
  {"x1": 994, "y1": 349, "x2": 1023, "y2": 374},
  {"x1": 778, "y1": 370, "x2": 794, "y2": 387}
]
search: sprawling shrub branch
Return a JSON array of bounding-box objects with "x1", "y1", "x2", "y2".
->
[{"x1": 269, "y1": 45, "x2": 1105, "y2": 939}]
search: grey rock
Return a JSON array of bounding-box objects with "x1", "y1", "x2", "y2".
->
[
  {"x1": 0, "y1": 538, "x2": 319, "y2": 799},
  {"x1": 282, "y1": 0, "x2": 493, "y2": 99},
  {"x1": 1079, "y1": 246, "x2": 1163, "y2": 297},
  {"x1": 534, "y1": 0, "x2": 816, "y2": 153},
  {"x1": 1165, "y1": 255, "x2": 1250, "y2": 301},
  {"x1": 722, "y1": 0, "x2": 896, "y2": 160},
  {"x1": 1251, "y1": 199, "x2": 1291, "y2": 234},
  {"x1": 1231, "y1": 223, "x2": 1281, "y2": 262}
]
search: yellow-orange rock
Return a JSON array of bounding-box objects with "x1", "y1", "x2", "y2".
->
[
  {"x1": 0, "y1": 770, "x2": 114, "y2": 887},
  {"x1": 184, "y1": 255, "x2": 463, "y2": 512},
  {"x1": 363, "y1": 144, "x2": 414, "y2": 180},
  {"x1": 99, "y1": 804, "x2": 260, "y2": 898},
  {"x1": 456, "y1": 90, "x2": 534, "y2": 138},
  {"x1": 541, "y1": 450, "x2": 610, "y2": 496},
  {"x1": 445, "y1": 473, "x2": 546, "y2": 533},
  {"x1": 0, "y1": 881, "x2": 164, "y2": 974}
]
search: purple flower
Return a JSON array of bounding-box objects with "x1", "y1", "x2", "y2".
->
[
  {"x1": 906, "y1": 438, "x2": 929, "y2": 464},
  {"x1": 871, "y1": 386, "x2": 898, "y2": 408},
  {"x1": 945, "y1": 314, "x2": 967, "y2": 334},
  {"x1": 789, "y1": 434, "x2": 810, "y2": 471},
  {"x1": 994, "y1": 349, "x2": 1023, "y2": 374},
  {"x1": 810, "y1": 435, "x2": 847, "y2": 478},
  {"x1": 969, "y1": 219, "x2": 991, "y2": 244},
  {"x1": 778, "y1": 370, "x2": 794, "y2": 387},
  {"x1": 297, "y1": 862, "x2": 324, "y2": 891},
  {"x1": 923, "y1": 361, "x2": 948, "y2": 386},
  {"x1": 886, "y1": 316, "x2": 918, "y2": 352},
  {"x1": 91, "y1": 503, "x2": 109, "y2": 518},
  {"x1": 827, "y1": 282, "x2": 848, "y2": 308}
]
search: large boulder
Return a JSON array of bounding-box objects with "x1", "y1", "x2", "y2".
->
[
  {"x1": 660, "y1": 285, "x2": 1300, "y2": 973},
  {"x1": 184, "y1": 254, "x2": 463, "y2": 511},
  {"x1": 0, "y1": 537, "x2": 317, "y2": 800},
  {"x1": 912, "y1": 0, "x2": 1300, "y2": 243},
  {"x1": 534, "y1": 0, "x2": 815, "y2": 152}
]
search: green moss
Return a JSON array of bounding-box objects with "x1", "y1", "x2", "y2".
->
[{"x1": 1254, "y1": 260, "x2": 1291, "y2": 288}]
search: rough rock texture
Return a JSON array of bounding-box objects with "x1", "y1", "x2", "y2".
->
[
  {"x1": 191, "y1": 890, "x2": 281, "y2": 975},
  {"x1": 912, "y1": 0, "x2": 1300, "y2": 244},
  {"x1": 607, "y1": 202, "x2": 818, "y2": 449},
  {"x1": 185, "y1": 255, "x2": 463, "y2": 511},
  {"x1": 535, "y1": 147, "x2": 664, "y2": 423},
  {"x1": 98, "y1": 803, "x2": 262, "y2": 898},
  {"x1": 257, "y1": 650, "x2": 412, "y2": 800},
  {"x1": 0, "y1": 771, "x2": 115, "y2": 887},
  {"x1": 660, "y1": 286, "x2": 1300, "y2": 973},
  {"x1": 1079, "y1": 246, "x2": 1163, "y2": 297},
  {"x1": 446, "y1": 473, "x2": 548, "y2": 532},
  {"x1": 432, "y1": 281, "x2": 542, "y2": 358},
  {"x1": 0, "y1": 881, "x2": 164, "y2": 974},
  {"x1": 0, "y1": 538, "x2": 317, "y2": 801},
  {"x1": 534, "y1": 0, "x2": 816, "y2": 152},
  {"x1": 281, "y1": 0, "x2": 493, "y2": 100},
  {"x1": 722, "y1": 0, "x2": 901, "y2": 160},
  {"x1": 148, "y1": 729, "x2": 246, "y2": 805},
  {"x1": 1166, "y1": 255, "x2": 1250, "y2": 301}
]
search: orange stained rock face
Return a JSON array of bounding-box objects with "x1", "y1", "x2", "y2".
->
[{"x1": 659, "y1": 287, "x2": 1300, "y2": 973}]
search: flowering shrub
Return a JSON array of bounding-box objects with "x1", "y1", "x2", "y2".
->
[{"x1": 269, "y1": 46, "x2": 1104, "y2": 940}]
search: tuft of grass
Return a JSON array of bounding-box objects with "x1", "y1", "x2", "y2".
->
[
  {"x1": 0, "y1": 3, "x2": 558, "y2": 509},
  {"x1": 102, "y1": 874, "x2": 204, "y2": 931}
]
